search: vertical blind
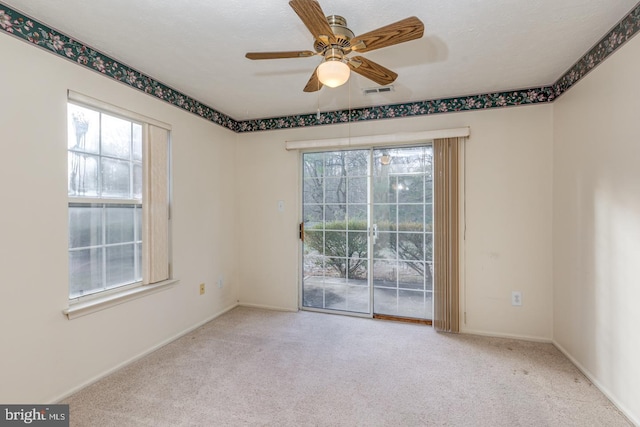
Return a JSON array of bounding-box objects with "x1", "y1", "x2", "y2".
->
[{"x1": 433, "y1": 137, "x2": 460, "y2": 333}]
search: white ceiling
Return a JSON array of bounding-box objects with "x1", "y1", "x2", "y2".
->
[{"x1": 3, "y1": 0, "x2": 639, "y2": 120}]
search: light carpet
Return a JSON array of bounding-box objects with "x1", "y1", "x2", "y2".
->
[{"x1": 64, "y1": 306, "x2": 632, "y2": 426}]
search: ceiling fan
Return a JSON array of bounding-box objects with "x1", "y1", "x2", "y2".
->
[{"x1": 245, "y1": 0, "x2": 424, "y2": 92}]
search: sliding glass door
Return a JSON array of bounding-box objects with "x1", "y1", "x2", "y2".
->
[
  {"x1": 301, "y1": 146, "x2": 433, "y2": 320},
  {"x1": 371, "y1": 147, "x2": 433, "y2": 319},
  {"x1": 302, "y1": 150, "x2": 371, "y2": 314}
]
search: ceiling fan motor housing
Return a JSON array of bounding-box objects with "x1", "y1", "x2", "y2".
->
[{"x1": 314, "y1": 15, "x2": 354, "y2": 53}]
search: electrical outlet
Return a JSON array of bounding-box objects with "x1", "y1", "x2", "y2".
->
[
  {"x1": 511, "y1": 291, "x2": 522, "y2": 306},
  {"x1": 199, "y1": 283, "x2": 205, "y2": 295}
]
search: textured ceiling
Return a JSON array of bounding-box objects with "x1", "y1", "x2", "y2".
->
[{"x1": 2, "y1": 0, "x2": 639, "y2": 120}]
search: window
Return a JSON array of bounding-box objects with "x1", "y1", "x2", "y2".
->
[{"x1": 67, "y1": 92, "x2": 170, "y2": 301}]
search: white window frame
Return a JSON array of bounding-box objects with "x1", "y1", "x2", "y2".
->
[{"x1": 64, "y1": 90, "x2": 177, "y2": 319}]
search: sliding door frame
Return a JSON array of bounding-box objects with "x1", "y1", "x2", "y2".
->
[
  {"x1": 292, "y1": 129, "x2": 467, "y2": 331},
  {"x1": 298, "y1": 144, "x2": 436, "y2": 320}
]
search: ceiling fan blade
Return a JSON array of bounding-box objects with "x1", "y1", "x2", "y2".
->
[
  {"x1": 303, "y1": 66, "x2": 323, "y2": 92},
  {"x1": 289, "y1": 0, "x2": 336, "y2": 45},
  {"x1": 246, "y1": 51, "x2": 316, "y2": 60},
  {"x1": 348, "y1": 56, "x2": 398, "y2": 86},
  {"x1": 351, "y1": 16, "x2": 424, "y2": 53}
]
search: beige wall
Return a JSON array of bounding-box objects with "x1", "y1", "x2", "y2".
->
[
  {"x1": 553, "y1": 35, "x2": 640, "y2": 423},
  {"x1": 236, "y1": 104, "x2": 554, "y2": 341},
  {"x1": 0, "y1": 34, "x2": 239, "y2": 403}
]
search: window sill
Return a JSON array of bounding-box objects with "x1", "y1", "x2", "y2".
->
[{"x1": 63, "y1": 279, "x2": 179, "y2": 320}]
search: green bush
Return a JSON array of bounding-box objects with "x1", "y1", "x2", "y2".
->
[
  {"x1": 304, "y1": 220, "x2": 431, "y2": 279},
  {"x1": 304, "y1": 220, "x2": 368, "y2": 279}
]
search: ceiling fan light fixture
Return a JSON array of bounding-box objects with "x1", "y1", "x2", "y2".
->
[{"x1": 317, "y1": 59, "x2": 350, "y2": 88}]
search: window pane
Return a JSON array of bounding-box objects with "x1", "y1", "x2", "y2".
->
[
  {"x1": 348, "y1": 177, "x2": 367, "y2": 203},
  {"x1": 325, "y1": 213, "x2": 346, "y2": 229},
  {"x1": 324, "y1": 152, "x2": 347, "y2": 177},
  {"x1": 346, "y1": 283, "x2": 369, "y2": 313},
  {"x1": 372, "y1": 172, "x2": 390, "y2": 203},
  {"x1": 69, "y1": 206, "x2": 102, "y2": 248},
  {"x1": 324, "y1": 231, "x2": 346, "y2": 258},
  {"x1": 425, "y1": 175, "x2": 433, "y2": 204},
  {"x1": 346, "y1": 252, "x2": 367, "y2": 280},
  {"x1": 347, "y1": 204, "x2": 367, "y2": 224},
  {"x1": 387, "y1": 146, "x2": 425, "y2": 174},
  {"x1": 425, "y1": 262, "x2": 433, "y2": 290},
  {"x1": 373, "y1": 260, "x2": 397, "y2": 287},
  {"x1": 425, "y1": 203, "x2": 433, "y2": 230},
  {"x1": 68, "y1": 104, "x2": 99, "y2": 154},
  {"x1": 374, "y1": 205, "x2": 396, "y2": 230},
  {"x1": 398, "y1": 204, "x2": 424, "y2": 229},
  {"x1": 106, "y1": 244, "x2": 137, "y2": 287},
  {"x1": 398, "y1": 233, "x2": 424, "y2": 260},
  {"x1": 69, "y1": 248, "x2": 103, "y2": 298},
  {"x1": 324, "y1": 257, "x2": 347, "y2": 279},
  {"x1": 303, "y1": 254, "x2": 323, "y2": 280},
  {"x1": 345, "y1": 150, "x2": 368, "y2": 176},
  {"x1": 398, "y1": 261, "x2": 424, "y2": 290},
  {"x1": 132, "y1": 123, "x2": 142, "y2": 161},
  {"x1": 68, "y1": 152, "x2": 99, "y2": 197},
  {"x1": 374, "y1": 232, "x2": 395, "y2": 260},
  {"x1": 136, "y1": 242, "x2": 142, "y2": 279},
  {"x1": 347, "y1": 230, "x2": 368, "y2": 255},
  {"x1": 303, "y1": 204, "x2": 323, "y2": 228},
  {"x1": 323, "y1": 284, "x2": 347, "y2": 310},
  {"x1": 425, "y1": 233, "x2": 433, "y2": 261},
  {"x1": 303, "y1": 178, "x2": 323, "y2": 204},
  {"x1": 101, "y1": 157, "x2": 131, "y2": 198},
  {"x1": 133, "y1": 163, "x2": 142, "y2": 200},
  {"x1": 135, "y1": 206, "x2": 142, "y2": 241},
  {"x1": 101, "y1": 114, "x2": 132, "y2": 160},
  {"x1": 302, "y1": 153, "x2": 324, "y2": 178},
  {"x1": 398, "y1": 289, "x2": 427, "y2": 318},
  {"x1": 303, "y1": 230, "x2": 323, "y2": 256},
  {"x1": 373, "y1": 287, "x2": 397, "y2": 315},
  {"x1": 105, "y1": 206, "x2": 135, "y2": 244},
  {"x1": 325, "y1": 177, "x2": 346, "y2": 204},
  {"x1": 398, "y1": 175, "x2": 424, "y2": 203},
  {"x1": 325, "y1": 205, "x2": 346, "y2": 224},
  {"x1": 373, "y1": 175, "x2": 397, "y2": 204}
]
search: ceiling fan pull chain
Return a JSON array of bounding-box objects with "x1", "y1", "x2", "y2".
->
[{"x1": 317, "y1": 85, "x2": 321, "y2": 120}]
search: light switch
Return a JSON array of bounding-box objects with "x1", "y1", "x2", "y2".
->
[{"x1": 277, "y1": 200, "x2": 285, "y2": 212}]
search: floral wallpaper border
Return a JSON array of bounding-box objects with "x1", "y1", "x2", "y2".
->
[
  {"x1": 237, "y1": 87, "x2": 556, "y2": 132},
  {"x1": 0, "y1": 4, "x2": 237, "y2": 132},
  {"x1": 553, "y1": 4, "x2": 640, "y2": 97},
  {"x1": 1, "y1": 2, "x2": 639, "y2": 133}
]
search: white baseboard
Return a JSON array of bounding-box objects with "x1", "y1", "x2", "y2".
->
[
  {"x1": 460, "y1": 328, "x2": 552, "y2": 343},
  {"x1": 49, "y1": 302, "x2": 239, "y2": 404},
  {"x1": 238, "y1": 302, "x2": 298, "y2": 312},
  {"x1": 552, "y1": 340, "x2": 639, "y2": 427}
]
